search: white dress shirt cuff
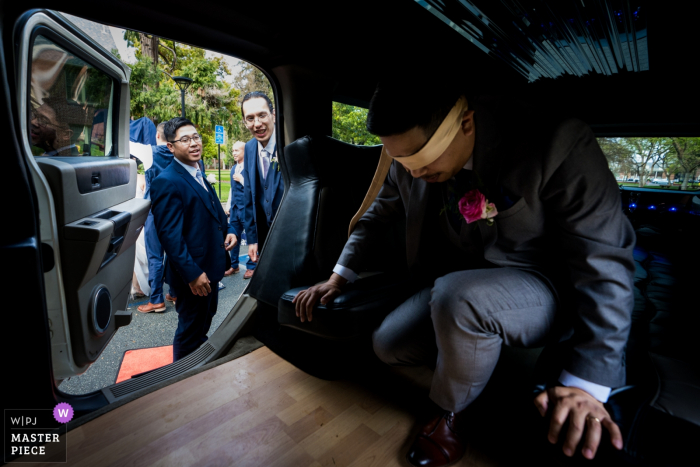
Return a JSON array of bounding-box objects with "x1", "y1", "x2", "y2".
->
[
  {"x1": 559, "y1": 370, "x2": 611, "y2": 403},
  {"x1": 333, "y1": 264, "x2": 358, "y2": 283}
]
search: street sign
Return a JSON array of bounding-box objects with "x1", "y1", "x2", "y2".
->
[{"x1": 215, "y1": 125, "x2": 224, "y2": 144}]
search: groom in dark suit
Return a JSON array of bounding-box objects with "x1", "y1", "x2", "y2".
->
[
  {"x1": 150, "y1": 117, "x2": 237, "y2": 361},
  {"x1": 294, "y1": 76, "x2": 635, "y2": 465},
  {"x1": 240, "y1": 91, "x2": 284, "y2": 280}
]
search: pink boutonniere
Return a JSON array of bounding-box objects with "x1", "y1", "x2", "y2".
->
[{"x1": 458, "y1": 189, "x2": 498, "y2": 226}]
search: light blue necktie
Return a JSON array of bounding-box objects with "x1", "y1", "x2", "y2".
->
[
  {"x1": 195, "y1": 169, "x2": 207, "y2": 191},
  {"x1": 261, "y1": 149, "x2": 270, "y2": 180}
]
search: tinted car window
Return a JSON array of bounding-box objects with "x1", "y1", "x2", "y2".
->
[{"x1": 28, "y1": 35, "x2": 113, "y2": 157}]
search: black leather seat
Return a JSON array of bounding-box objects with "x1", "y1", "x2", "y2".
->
[
  {"x1": 251, "y1": 135, "x2": 409, "y2": 340},
  {"x1": 247, "y1": 135, "x2": 382, "y2": 307}
]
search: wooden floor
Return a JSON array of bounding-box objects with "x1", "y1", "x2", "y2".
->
[{"x1": 21, "y1": 347, "x2": 503, "y2": 467}]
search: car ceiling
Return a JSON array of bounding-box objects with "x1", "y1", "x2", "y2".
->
[{"x1": 8, "y1": 0, "x2": 699, "y2": 135}]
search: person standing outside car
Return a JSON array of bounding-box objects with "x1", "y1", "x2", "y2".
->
[
  {"x1": 224, "y1": 140, "x2": 256, "y2": 276},
  {"x1": 150, "y1": 117, "x2": 237, "y2": 361},
  {"x1": 129, "y1": 120, "x2": 180, "y2": 312},
  {"x1": 240, "y1": 91, "x2": 284, "y2": 279}
]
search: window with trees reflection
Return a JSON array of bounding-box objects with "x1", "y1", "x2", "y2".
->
[{"x1": 599, "y1": 138, "x2": 700, "y2": 190}]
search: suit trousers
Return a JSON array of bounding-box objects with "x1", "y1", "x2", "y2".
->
[
  {"x1": 229, "y1": 207, "x2": 256, "y2": 270},
  {"x1": 172, "y1": 284, "x2": 219, "y2": 361},
  {"x1": 372, "y1": 267, "x2": 557, "y2": 412},
  {"x1": 144, "y1": 211, "x2": 165, "y2": 304}
]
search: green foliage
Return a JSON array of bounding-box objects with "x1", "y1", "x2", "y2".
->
[
  {"x1": 331, "y1": 102, "x2": 381, "y2": 146},
  {"x1": 598, "y1": 137, "x2": 700, "y2": 190},
  {"x1": 232, "y1": 62, "x2": 273, "y2": 136},
  {"x1": 121, "y1": 32, "x2": 253, "y2": 164}
]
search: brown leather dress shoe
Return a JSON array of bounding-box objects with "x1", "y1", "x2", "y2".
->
[
  {"x1": 243, "y1": 269, "x2": 254, "y2": 279},
  {"x1": 137, "y1": 302, "x2": 166, "y2": 313},
  {"x1": 165, "y1": 294, "x2": 177, "y2": 303},
  {"x1": 224, "y1": 267, "x2": 240, "y2": 276},
  {"x1": 406, "y1": 411, "x2": 465, "y2": 467}
]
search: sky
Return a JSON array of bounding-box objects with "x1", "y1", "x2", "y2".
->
[{"x1": 61, "y1": 12, "x2": 241, "y2": 83}]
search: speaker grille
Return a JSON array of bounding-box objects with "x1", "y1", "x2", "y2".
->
[{"x1": 91, "y1": 286, "x2": 112, "y2": 334}]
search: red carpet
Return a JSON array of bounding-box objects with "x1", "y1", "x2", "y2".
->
[{"x1": 116, "y1": 345, "x2": 173, "y2": 383}]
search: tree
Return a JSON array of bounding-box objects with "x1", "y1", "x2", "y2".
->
[
  {"x1": 668, "y1": 137, "x2": 700, "y2": 190},
  {"x1": 331, "y1": 102, "x2": 381, "y2": 146},
  {"x1": 597, "y1": 137, "x2": 635, "y2": 179},
  {"x1": 232, "y1": 62, "x2": 273, "y2": 135},
  {"x1": 620, "y1": 138, "x2": 672, "y2": 187},
  {"x1": 118, "y1": 31, "x2": 242, "y2": 167}
]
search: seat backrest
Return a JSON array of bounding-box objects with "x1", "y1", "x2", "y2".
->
[{"x1": 247, "y1": 135, "x2": 383, "y2": 306}]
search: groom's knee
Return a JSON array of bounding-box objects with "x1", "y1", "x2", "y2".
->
[
  {"x1": 372, "y1": 324, "x2": 403, "y2": 365},
  {"x1": 430, "y1": 273, "x2": 489, "y2": 332}
]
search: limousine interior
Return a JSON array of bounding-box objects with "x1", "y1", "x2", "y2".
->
[{"x1": 3, "y1": 0, "x2": 698, "y2": 465}]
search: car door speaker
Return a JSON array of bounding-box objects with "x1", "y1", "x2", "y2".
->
[{"x1": 90, "y1": 285, "x2": 112, "y2": 335}]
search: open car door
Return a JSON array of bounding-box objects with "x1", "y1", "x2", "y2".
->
[{"x1": 11, "y1": 9, "x2": 148, "y2": 397}]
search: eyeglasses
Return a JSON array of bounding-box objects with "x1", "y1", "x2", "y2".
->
[
  {"x1": 170, "y1": 134, "x2": 202, "y2": 145},
  {"x1": 244, "y1": 112, "x2": 270, "y2": 125},
  {"x1": 30, "y1": 111, "x2": 55, "y2": 128}
]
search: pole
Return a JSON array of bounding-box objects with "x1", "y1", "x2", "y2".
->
[
  {"x1": 180, "y1": 90, "x2": 186, "y2": 118},
  {"x1": 218, "y1": 144, "x2": 221, "y2": 198}
]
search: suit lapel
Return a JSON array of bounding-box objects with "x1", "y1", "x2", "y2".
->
[
  {"x1": 172, "y1": 160, "x2": 218, "y2": 219},
  {"x1": 471, "y1": 102, "x2": 503, "y2": 252},
  {"x1": 406, "y1": 174, "x2": 429, "y2": 268}
]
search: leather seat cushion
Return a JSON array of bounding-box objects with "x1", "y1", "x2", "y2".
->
[{"x1": 278, "y1": 273, "x2": 413, "y2": 340}]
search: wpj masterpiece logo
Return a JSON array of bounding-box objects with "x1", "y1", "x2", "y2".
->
[{"x1": 4, "y1": 403, "x2": 72, "y2": 463}]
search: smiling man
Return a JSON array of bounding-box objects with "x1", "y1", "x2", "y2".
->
[
  {"x1": 293, "y1": 76, "x2": 636, "y2": 465},
  {"x1": 150, "y1": 117, "x2": 237, "y2": 361},
  {"x1": 240, "y1": 91, "x2": 284, "y2": 279}
]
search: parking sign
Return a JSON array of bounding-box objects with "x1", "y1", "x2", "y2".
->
[{"x1": 215, "y1": 125, "x2": 224, "y2": 144}]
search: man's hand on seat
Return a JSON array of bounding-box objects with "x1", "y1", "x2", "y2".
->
[
  {"x1": 189, "y1": 272, "x2": 211, "y2": 296},
  {"x1": 292, "y1": 273, "x2": 348, "y2": 322},
  {"x1": 534, "y1": 386, "x2": 623, "y2": 460}
]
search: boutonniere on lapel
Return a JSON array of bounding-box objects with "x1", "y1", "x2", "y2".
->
[
  {"x1": 439, "y1": 170, "x2": 498, "y2": 226},
  {"x1": 458, "y1": 189, "x2": 498, "y2": 226},
  {"x1": 270, "y1": 155, "x2": 280, "y2": 171}
]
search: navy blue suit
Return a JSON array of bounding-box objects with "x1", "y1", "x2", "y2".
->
[
  {"x1": 228, "y1": 163, "x2": 256, "y2": 270},
  {"x1": 241, "y1": 138, "x2": 284, "y2": 247},
  {"x1": 143, "y1": 146, "x2": 205, "y2": 304},
  {"x1": 151, "y1": 159, "x2": 233, "y2": 360}
]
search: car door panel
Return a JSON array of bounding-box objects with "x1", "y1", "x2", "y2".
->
[{"x1": 16, "y1": 11, "x2": 147, "y2": 378}]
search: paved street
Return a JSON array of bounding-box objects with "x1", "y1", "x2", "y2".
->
[{"x1": 58, "y1": 254, "x2": 253, "y2": 395}]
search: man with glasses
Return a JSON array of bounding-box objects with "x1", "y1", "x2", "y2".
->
[
  {"x1": 29, "y1": 101, "x2": 78, "y2": 156},
  {"x1": 150, "y1": 117, "x2": 236, "y2": 361},
  {"x1": 240, "y1": 91, "x2": 284, "y2": 279}
]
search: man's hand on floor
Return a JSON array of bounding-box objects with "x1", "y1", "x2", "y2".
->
[{"x1": 534, "y1": 386, "x2": 623, "y2": 460}]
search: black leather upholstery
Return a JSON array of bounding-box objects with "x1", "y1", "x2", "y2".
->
[
  {"x1": 279, "y1": 272, "x2": 412, "y2": 340},
  {"x1": 246, "y1": 135, "x2": 383, "y2": 307}
]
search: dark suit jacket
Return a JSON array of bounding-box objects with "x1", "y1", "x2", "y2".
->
[
  {"x1": 337, "y1": 98, "x2": 636, "y2": 388},
  {"x1": 150, "y1": 159, "x2": 234, "y2": 288},
  {"x1": 241, "y1": 137, "x2": 284, "y2": 244},
  {"x1": 145, "y1": 146, "x2": 205, "y2": 200},
  {"x1": 230, "y1": 162, "x2": 246, "y2": 210}
]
